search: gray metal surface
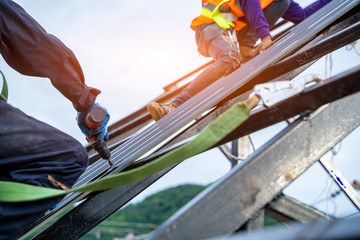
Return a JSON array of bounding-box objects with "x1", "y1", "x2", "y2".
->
[
  {"x1": 208, "y1": 215, "x2": 360, "y2": 240},
  {"x1": 146, "y1": 91, "x2": 360, "y2": 240},
  {"x1": 244, "y1": 210, "x2": 264, "y2": 233},
  {"x1": 265, "y1": 195, "x2": 332, "y2": 224}
]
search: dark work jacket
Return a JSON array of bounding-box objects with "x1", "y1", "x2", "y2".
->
[{"x1": 0, "y1": 0, "x2": 100, "y2": 112}]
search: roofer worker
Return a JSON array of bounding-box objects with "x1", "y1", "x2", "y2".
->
[
  {"x1": 147, "y1": 0, "x2": 332, "y2": 121},
  {"x1": 0, "y1": 0, "x2": 110, "y2": 239}
]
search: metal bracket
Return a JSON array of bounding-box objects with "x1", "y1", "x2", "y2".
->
[{"x1": 254, "y1": 75, "x2": 323, "y2": 107}]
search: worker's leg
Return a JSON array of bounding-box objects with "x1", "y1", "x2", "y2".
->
[
  {"x1": 172, "y1": 23, "x2": 241, "y2": 107},
  {"x1": 237, "y1": 0, "x2": 291, "y2": 47},
  {"x1": 0, "y1": 101, "x2": 88, "y2": 239}
]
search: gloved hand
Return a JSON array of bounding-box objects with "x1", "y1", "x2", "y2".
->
[
  {"x1": 255, "y1": 35, "x2": 273, "y2": 54},
  {"x1": 77, "y1": 103, "x2": 110, "y2": 142}
]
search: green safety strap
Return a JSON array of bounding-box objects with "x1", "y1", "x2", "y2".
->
[
  {"x1": 201, "y1": 0, "x2": 234, "y2": 30},
  {"x1": 0, "y1": 71, "x2": 8, "y2": 102},
  {"x1": 0, "y1": 96, "x2": 259, "y2": 202}
]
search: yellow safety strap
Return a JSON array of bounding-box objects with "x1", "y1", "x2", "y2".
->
[{"x1": 201, "y1": 0, "x2": 235, "y2": 30}]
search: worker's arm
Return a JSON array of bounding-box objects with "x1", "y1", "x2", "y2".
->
[
  {"x1": 282, "y1": 0, "x2": 332, "y2": 24},
  {"x1": 0, "y1": 0, "x2": 99, "y2": 112},
  {"x1": 239, "y1": 0, "x2": 272, "y2": 54},
  {"x1": 240, "y1": 0, "x2": 271, "y2": 41}
]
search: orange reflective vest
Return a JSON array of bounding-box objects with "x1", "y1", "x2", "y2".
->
[{"x1": 190, "y1": 0, "x2": 274, "y2": 31}]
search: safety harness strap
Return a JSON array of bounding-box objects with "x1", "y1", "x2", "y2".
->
[
  {"x1": 0, "y1": 95, "x2": 260, "y2": 202},
  {"x1": 0, "y1": 71, "x2": 8, "y2": 102},
  {"x1": 201, "y1": 0, "x2": 235, "y2": 30}
]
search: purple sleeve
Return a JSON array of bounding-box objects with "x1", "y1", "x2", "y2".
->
[
  {"x1": 240, "y1": 0, "x2": 270, "y2": 39},
  {"x1": 283, "y1": 0, "x2": 332, "y2": 24}
]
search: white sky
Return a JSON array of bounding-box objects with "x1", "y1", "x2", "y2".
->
[{"x1": 1, "y1": 0, "x2": 359, "y2": 229}]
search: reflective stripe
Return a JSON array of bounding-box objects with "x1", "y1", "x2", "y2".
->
[
  {"x1": 201, "y1": 6, "x2": 234, "y2": 30},
  {"x1": 221, "y1": 12, "x2": 238, "y2": 22},
  {"x1": 203, "y1": 3, "x2": 216, "y2": 11},
  {"x1": 203, "y1": 2, "x2": 231, "y2": 13},
  {"x1": 203, "y1": 1, "x2": 238, "y2": 20},
  {"x1": 0, "y1": 71, "x2": 8, "y2": 102}
]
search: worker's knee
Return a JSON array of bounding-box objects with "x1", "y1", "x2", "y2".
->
[
  {"x1": 51, "y1": 127, "x2": 89, "y2": 174},
  {"x1": 38, "y1": 138, "x2": 88, "y2": 190},
  {"x1": 46, "y1": 142, "x2": 88, "y2": 190},
  {"x1": 68, "y1": 139, "x2": 89, "y2": 179},
  {"x1": 217, "y1": 51, "x2": 241, "y2": 76},
  {"x1": 44, "y1": 134, "x2": 89, "y2": 189},
  {"x1": 73, "y1": 140, "x2": 89, "y2": 172}
]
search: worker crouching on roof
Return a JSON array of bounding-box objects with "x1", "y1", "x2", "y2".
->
[
  {"x1": 147, "y1": 0, "x2": 332, "y2": 121},
  {"x1": 0, "y1": 0, "x2": 110, "y2": 239}
]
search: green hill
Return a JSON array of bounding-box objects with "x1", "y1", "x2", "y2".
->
[
  {"x1": 108, "y1": 184, "x2": 207, "y2": 225},
  {"x1": 82, "y1": 184, "x2": 207, "y2": 239},
  {"x1": 82, "y1": 183, "x2": 279, "y2": 239}
]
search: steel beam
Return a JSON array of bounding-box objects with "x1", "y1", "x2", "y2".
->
[
  {"x1": 147, "y1": 90, "x2": 360, "y2": 240},
  {"x1": 218, "y1": 65, "x2": 360, "y2": 145},
  {"x1": 265, "y1": 194, "x2": 332, "y2": 224},
  {"x1": 243, "y1": 210, "x2": 264, "y2": 232},
  {"x1": 210, "y1": 215, "x2": 360, "y2": 240}
]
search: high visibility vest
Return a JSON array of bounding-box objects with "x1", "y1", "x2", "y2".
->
[{"x1": 190, "y1": 0, "x2": 274, "y2": 31}]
